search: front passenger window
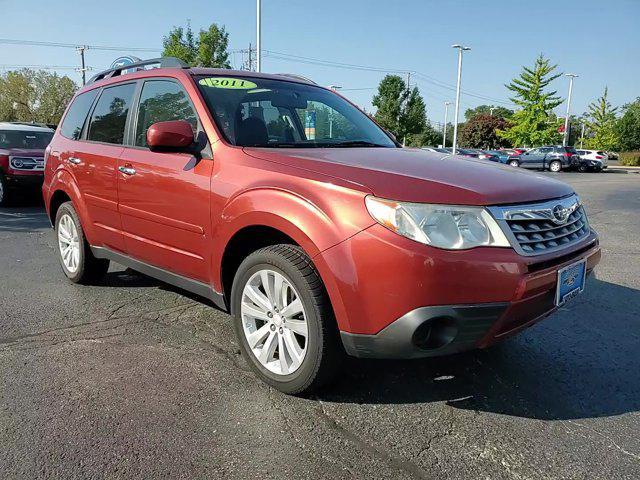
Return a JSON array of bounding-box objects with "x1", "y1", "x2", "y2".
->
[{"x1": 135, "y1": 80, "x2": 198, "y2": 147}]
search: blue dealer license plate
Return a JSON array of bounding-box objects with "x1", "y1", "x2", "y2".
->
[{"x1": 555, "y1": 259, "x2": 587, "y2": 306}]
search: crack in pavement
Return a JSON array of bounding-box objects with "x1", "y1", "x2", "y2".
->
[{"x1": 315, "y1": 399, "x2": 434, "y2": 479}]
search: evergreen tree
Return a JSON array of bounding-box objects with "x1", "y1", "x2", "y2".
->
[
  {"x1": 372, "y1": 75, "x2": 428, "y2": 144},
  {"x1": 162, "y1": 22, "x2": 231, "y2": 68},
  {"x1": 497, "y1": 55, "x2": 564, "y2": 146},
  {"x1": 583, "y1": 87, "x2": 619, "y2": 151}
]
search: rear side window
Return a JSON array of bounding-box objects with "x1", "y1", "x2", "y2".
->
[
  {"x1": 87, "y1": 83, "x2": 136, "y2": 145},
  {"x1": 134, "y1": 80, "x2": 197, "y2": 147},
  {"x1": 60, "y1": 89, "x2": 99, "y2": 140}
]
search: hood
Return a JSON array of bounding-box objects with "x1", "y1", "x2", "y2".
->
[
  {"x1": 244, "y1": 147, "x2": 574, "y2": 205},
  {"x1": 0, "y1": 147, "x2": 46, "y2": 157}
]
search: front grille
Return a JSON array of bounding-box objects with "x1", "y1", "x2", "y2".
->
[
  {"x1": 488, "y1": 194, "x2": 591, "y2": 256},
  {"x1": 507, "y1": 206, "x2": 589, "y2": 254}
]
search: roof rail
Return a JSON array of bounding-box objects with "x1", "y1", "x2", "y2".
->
[
  {"x1": 276, "y1": 73, "x2": 317, "y2": 85},
  {"x1": 87, "y1": 57, "x2": 189, "y2": 84}
]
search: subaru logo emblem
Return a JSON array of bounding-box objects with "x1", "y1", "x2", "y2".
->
[{"x1": 552, "y1": 205, "x2": 570, "y2": 224}]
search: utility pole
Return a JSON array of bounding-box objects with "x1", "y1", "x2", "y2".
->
[
  {"x1": 451, "y1": 44, "x2": 470, "y2": 155},
  {"x1": 443, "y1": 101, "x2": 452, "y2": 147},
  {"x1": 402, "y1": 72, "x2": 411, "y2": 146},
  {"x1": 256, "y1": 0, "x2": 262, "y2": 72},
  {"x1": 489, "y1": 107, "x2": 495, "y2": 116},
  {"x1": 563, "y1": 73, "x2": 578, "y2": 146},
  {"x1": 76, "y1": 45, "x2": 88, "y2": 85},
  {"x1": 580, "y1": 122, "x2": 586, "y2": 149},
  {"x1": 248, "y1": 43, "x2": 253, "y2": 71}
]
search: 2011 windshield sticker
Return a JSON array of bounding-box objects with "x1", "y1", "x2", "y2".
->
[{"x1": 199, "y1": 78, "x2": 257, "y2": 89}]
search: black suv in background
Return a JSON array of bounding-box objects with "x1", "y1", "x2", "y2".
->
[{"x1": 508, "y1": 146, "x2": 580, "y2": 172}]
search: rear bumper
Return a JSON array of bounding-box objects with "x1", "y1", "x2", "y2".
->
[{"x1": 317, "y1": 223, "x2": 601, "y2": 359}]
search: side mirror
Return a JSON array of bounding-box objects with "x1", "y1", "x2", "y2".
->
[{"x1": 147, "y1": 120, "x2": 195, "y2": 152}]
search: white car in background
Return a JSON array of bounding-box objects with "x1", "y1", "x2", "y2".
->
[
  {"x1": 576, "y1": 149, "x2": 608, "y2": 170},
  {"x1": 576, "y1": 150, "x2": 609, "y2": 171}
]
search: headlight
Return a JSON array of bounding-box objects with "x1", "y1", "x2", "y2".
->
[{"x1": 365, "y1": 196, "x2": 510, "y2": 250}]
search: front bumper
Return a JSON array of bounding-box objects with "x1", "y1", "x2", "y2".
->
[
  {"x1": 317, "y1": 223, "x2": 601, "y2": 359},
  {"x1": 4, "y1": 171, "x2": 44, "y2": 188}
]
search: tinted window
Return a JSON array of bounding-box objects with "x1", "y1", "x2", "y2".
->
[
  {"x1": 0, "y1": 130, "x2": 53, "y2": 149},
  {"x1": 135, "y1": 80, "x2": 198, "y2": 147},
  {"x1": 60, "y1": 89, "x2": 99, "y2": 140},
  {"x1": 87, "y1": 83, "x2": 136, "y2": 144}
]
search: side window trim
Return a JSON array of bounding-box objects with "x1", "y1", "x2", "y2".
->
[
  {"x1": 127, "y1": 77, "x2": 208, "y2": 153},
  {"x1": 84, "y1": 80, "x2": 138, "y2": 146},
  {"x1": 59, "y1": 88, "x2": 100, "y2": 141},
  {"x1": 80, "y1": 87, "x2": 103, "y2": 141}
]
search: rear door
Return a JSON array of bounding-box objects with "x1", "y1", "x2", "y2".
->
[
  {"x1": 60, "y1": 83, "x2": 136, "y2": 251},
  {"x1": 117, "y1": 78, "x2": 213, "y2": 282},
  {"x1": 520, "y1": 148, "x2": 543, "y2": 168}
]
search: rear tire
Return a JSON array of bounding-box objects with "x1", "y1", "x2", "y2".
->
[
  {"x1": 508, "y1": 159, "x2": 519, "y2": 167},
  {"x1": 578, "y1": 164, "x2": 588, "y2": 173},
  {"x1": 231, "y1": 244, "x2": 342, "y2": 395},
  {"x1": 55, "y1": 201, "x2": 109, "y2": 284},
  {"x1": 549, "y1": 160, "x2": 562, "y2": 172}
]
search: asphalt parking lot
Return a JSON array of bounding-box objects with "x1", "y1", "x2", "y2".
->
[{"x1": 1, "y1": 170, "x2": 639, "y2": 479}]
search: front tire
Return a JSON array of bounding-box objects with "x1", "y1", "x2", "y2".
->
[
  {"x1": 0, "y1": 173, "x2": 9, "y2": 206},
  {"x1": 508, "y1": 159, "x2": 519, "y2": 167},
  {"x1": 231, "y1": 245, "x2": 342, "y2": 395},
  {"x1": 549, "y1": 160, "x2": 562, "y2": 172},
  {"x1": 55, "y1": 201, "x2": 109, "y2": 284}
]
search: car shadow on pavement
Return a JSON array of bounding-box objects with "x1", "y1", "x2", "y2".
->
[{"x1": 318, "y1": 277, "x2": 640, "y2": 422}]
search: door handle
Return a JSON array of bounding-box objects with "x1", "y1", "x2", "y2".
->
[
  {"x1": 118, "y1": 166, "x2": 136, "y2": 176},
  {"x1": 68, "y1": 157, "x2": 82, "y2": 165}
]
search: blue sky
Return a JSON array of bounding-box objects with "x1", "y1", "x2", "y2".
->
[{"x1": 1, "y1": 0, "x2": 638, "y2": 124}]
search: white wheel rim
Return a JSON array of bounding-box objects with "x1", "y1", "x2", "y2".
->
[
  {"x1": 510, "y1": 161, "x2": 518, "y2": 167},
  {"x1": 241, "y1": 269, "x2": 308, "y2": 375},
  {"x1": 58, "y1": 214, "x2": 80, "y2": 273},
  {"x1": 551, "y1": 162, "x2": 560, "y2": 172},
  {"x1": 0, "y1": 178, "x2": 4, "y2": 202}
]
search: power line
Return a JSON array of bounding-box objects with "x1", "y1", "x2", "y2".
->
[
  {"x1": 264, "y1": 50, "x2": 515, "y2": 107},
  {"x1": 0, "y1": 38, "x2": 160, "y2": 52},
  {"x1": 0, "y1": 64, "x2": 88, "y2": 71}
]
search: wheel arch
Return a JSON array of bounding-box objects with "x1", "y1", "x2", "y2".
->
[{"x1": 46, "y1": 170, "x2": 95, "y2": 242}]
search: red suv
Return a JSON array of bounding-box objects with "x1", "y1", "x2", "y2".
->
[
  {"x1": 43, "y1": 58, "x2": 601, "y2": 394},
  {"x1": 0, "y1": 122, "x2": 54, "y2": 205}
]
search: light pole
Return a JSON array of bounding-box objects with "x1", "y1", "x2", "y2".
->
[
  {"x1": 442, "y1": 101, "x2": 452, "y2": 147},
  {"x1": 489, "y1": 107, "x2": 495, "y2": 116},
  {"x1": 256, "y1": 0, "x2": 262, "y2": 72},
  {"x1": 580, "y1": 122, "x2": 586, "y2": 149},
  {"x1": 451, "y1": 44, "x2": 470, "y2": 155},
  {"x1": 563, "y1": 73, "x2": 578, "y2": 146}
]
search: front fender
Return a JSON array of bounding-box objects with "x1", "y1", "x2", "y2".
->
[{"x1": 211, "y1": 186, "x2": 374, "y2": 331}]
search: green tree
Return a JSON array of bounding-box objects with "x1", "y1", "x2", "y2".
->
[
  {"x1": 162, "y1": 22, "x2": 231, "y2": 68},
  {"x1": 497, "y1": 55, "x2": 564, "y2": 147},
  {"x1": 615, "y1": 98, "x2": 640, "y2": 151},
  {"x1": 372, "y1": 74, "x2": 429, "y2": 144},
  {"x1": 0, "y1": 69, "x2": 77, "y2": 124},
  {"x1": 583, "y1": 87, "x2": 619, "y2": 150},
  {"x1": 464, "y1": 105, "x2": 513, "y2": 120},
  {"x1": 459, "y1": 114, "x2": 510, "y2": 149}
]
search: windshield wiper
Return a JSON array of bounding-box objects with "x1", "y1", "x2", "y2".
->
[{"x1": 325, "y1": 140, "x2": 390, "y2": 148}]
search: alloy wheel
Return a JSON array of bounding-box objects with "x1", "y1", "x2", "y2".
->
[
  {"x1": 58, "y1": 214, "x2": 80, "y2": 273},
  {"x1": 550, "y1": 161, "x2": 561, "y2": 172},
  {"x1": 241, "y1": 269, "x2": 308, "y2": 375}
]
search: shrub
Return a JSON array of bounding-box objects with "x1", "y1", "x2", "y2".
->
[{"x1": 619, "y1": 151, "x2": 640, "y2": 166}]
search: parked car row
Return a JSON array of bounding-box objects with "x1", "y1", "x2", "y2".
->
[{"x1": 422, "y1": 145, "x2": 608, "y2": 173}]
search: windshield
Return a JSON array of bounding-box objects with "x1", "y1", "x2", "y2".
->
[
  {"x1": 196, "y1": 76, "x2": 396, "y2": 148},
  {"x1": 0, "y1": 129, "x2": 53, "y2": 149}
]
